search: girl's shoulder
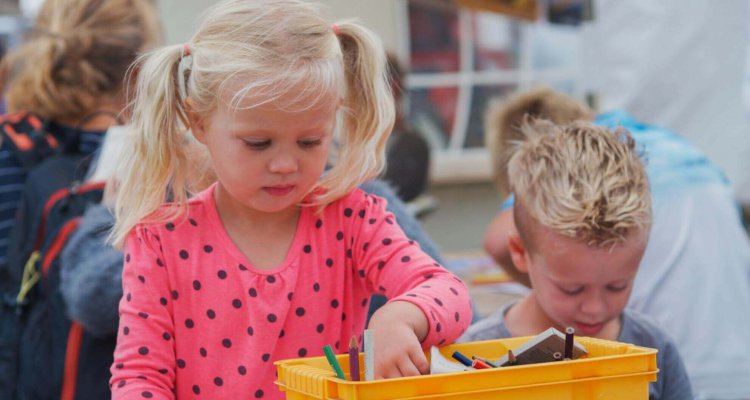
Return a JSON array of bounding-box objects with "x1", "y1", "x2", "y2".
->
[
  {"x1": 322, "y1": 187, "x2": 389, "y2": 216},
  {"x1": 133, "y1": 185, "x2": 216, "y2": 237}
]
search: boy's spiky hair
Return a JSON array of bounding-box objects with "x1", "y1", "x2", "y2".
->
[{"x1": 509, "y1": 118, "x2": 651, "y2": 248}]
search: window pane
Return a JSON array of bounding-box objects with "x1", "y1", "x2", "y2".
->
[
  {"x1": 473, "y1": 12, "x2": 521, "y2": 71},
  {"x1": 464, "y1": 84, "x2": 517, "y2": 148},
  {"x1": 408, "y1": 1, "x2": 460, "y2": 73},
  {"x1": 407, "y1": 87, "x2": 459, "y2": 150}
]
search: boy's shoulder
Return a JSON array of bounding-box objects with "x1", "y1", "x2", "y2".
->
[{"x1": 619, "y1": 309, "x2": 677, "y2": 350}]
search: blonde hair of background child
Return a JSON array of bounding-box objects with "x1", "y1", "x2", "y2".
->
[
  {"x1": 0, "y1": 0, "x2": 161, "y2": 122},
  {"x1": 112, "y1": 0, "x2": 394, "y2": 246},
  {"x1": 485, "y1": 87, "x2": 593, "y2": 199},
  {"x1": 508, "y1": 118, "x2": 651, "y2": 249}
]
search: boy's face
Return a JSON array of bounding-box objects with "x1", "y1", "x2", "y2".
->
[{"x1": 509, "y1": 226, "x2": 647, "y2": 337}]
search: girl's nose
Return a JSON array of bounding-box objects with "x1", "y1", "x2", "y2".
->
[{"x1": 268, "y1": 152, "x2": 298, "y2": 174}]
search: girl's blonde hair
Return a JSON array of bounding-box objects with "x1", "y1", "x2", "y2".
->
[
  {"x1": 485, "y1": 87, "x2": 593, "y2": 199},
  {"x1": 112, "y1": 0, "x2": 394, "y2": 246},
  {"x1": 0, "y1": 0, "x2": 161, "y2": 122},
  {"x1": 508, "y1": 118, "x2": 651, "y2": 249}
]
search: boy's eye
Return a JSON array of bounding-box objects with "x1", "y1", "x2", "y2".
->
[
  {"x1": 559, "y1": 286, "x2": 584, "y2": 296},
  {"x1": 243, "y1": 139, "x2": 271, "y2": 150},
  {"x1": 606, "y1": 283, "x2": 629, "y2": 293},
  {"x1": 298, "y1": 138, "x2": 322, "y2": 148}
]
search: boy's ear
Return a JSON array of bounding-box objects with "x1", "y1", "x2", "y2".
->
[
  {"x1": 508, "y1": 231, "x2": 531, "y2": 274},
  {"x1": 185, "y1": 98, "x2": 207, "y2": 144}
]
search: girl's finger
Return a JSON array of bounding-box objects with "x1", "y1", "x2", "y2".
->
[
  {"x1": 397, "y1": 356, "x2": 422, "y2": 377},
  {"x1": 408, "y1": 346, "x2": 430, "y2": 375}
]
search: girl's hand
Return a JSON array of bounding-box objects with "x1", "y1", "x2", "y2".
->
[{"x1": 367, "y1": 301, "x2": 430, "y2": 379}]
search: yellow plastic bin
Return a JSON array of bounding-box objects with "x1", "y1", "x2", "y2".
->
[{"x1": 274, "y1": 336, "x2": 658, "y2": 400}]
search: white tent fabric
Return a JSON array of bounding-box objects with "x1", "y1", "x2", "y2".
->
[{"x1": 581, "y1": 0, "x2": 750, "y2": 203}]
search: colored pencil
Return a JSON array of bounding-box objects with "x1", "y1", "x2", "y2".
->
[
  {"x1": 323, "y1": 345, "x2": 346, "y2": 380},
  {"x1": 349, "y1": 336, "x2": 360, "y2": 381}
]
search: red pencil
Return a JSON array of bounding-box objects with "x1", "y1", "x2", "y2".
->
[{"x1": 349, "y1": 336, "x2": 360, "y2": 381}]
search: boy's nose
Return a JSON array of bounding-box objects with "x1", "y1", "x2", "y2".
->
[{"x1": 579, "y1": 292, "x2": 607, "y2": 316}]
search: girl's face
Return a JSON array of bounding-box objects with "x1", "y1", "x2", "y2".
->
[{"x1": 190, "y1": 94, "x2": 337, "y2": 216}]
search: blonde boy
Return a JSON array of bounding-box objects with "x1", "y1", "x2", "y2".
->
[{"x1": 461, "y1": 119, "x2": 693, "y2": 400}]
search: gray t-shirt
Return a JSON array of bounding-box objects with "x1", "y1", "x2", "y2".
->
[{"x1": 459, "y1": 304, "x2": 694, "y2": 400}]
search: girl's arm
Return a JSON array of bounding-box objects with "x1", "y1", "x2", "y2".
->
[
  {"x1": 110, "y1": 227, "x2": 176, "y2": 399},
  {"x1": 350, "y1": 190, "x2": 473, "y2": 378}
]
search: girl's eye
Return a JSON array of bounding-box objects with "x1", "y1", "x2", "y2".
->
[
  {"x1": 298, "y1": 138, "x2": 322, "y2": 149},
  {"x1": 560, "y1": 286, "x2": 584, "y2": 296},
  {"x1": 606, "y1": 283, "x2": 629, "y2": 293},
  {"x1": 243, "y1": 140, "x2": 271, "y2": 150}
]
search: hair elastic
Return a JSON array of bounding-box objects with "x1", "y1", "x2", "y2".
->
[
  {"x1": 331, "y1": 23, "x2": 340, "y2": 36},
  {"x1": 177, "y1": 43, "x2": 193, "y2": 101}
]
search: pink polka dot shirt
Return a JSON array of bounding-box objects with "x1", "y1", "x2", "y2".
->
[{"x1": 110, "y1": 185, "x2": 472, "y2": 399}]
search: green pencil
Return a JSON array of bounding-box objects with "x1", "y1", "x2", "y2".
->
[{"x1": 323, "y1": 345, "x2": 346, "y2": 380}]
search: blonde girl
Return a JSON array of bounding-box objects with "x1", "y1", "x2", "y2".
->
[{"x1": 110, "y1": 1, "x2": 472, "y2": 398}]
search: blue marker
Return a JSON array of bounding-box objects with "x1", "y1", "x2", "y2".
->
[{"x1": 451, "y1": 351, "x2": 473, "y2": 367}]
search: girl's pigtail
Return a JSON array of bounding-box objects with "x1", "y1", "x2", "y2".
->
[
  {"x1": 111, "y1": 44, "x2": 195, "y2": 247},
  {"x1": 316, "y1": 21, "x2": 395, "y2": 204}
]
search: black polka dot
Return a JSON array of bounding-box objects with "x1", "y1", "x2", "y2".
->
[
  {"x1": 450, "y1": 287, "x2": 459, "y2": 295},
  {"x1": 232, "y1": 299, "x2": 242, "y2": 308},
  {"x1": 287, "y1": 292, "x2": 293, "y2": 301},
  {"x1": 344, "y1": 208, "x2": 353, "y2": 217},
  {"x1": 207, "y1": 309, "x2": 216, "y2": 319},
  {"x1": 117, "y1": 380, "x2": 126, "y2": 388},
  {"x1": 239, "y1": 263, "x2": 247, "y2": 271},
  {"x1": 255, "y1": 389, "x2": 264, "y2": 398},
  {"x1": 303, "y1": 244, "x2": 312, "y2": 253},
  {"x1": 424, "y1": 273, "x2": 434, "y2": 279},
  {"x1": 171, "y1": 290, "x2": 179, "y2": 300},
  {"x1": 385, "y1": 217, "x2": 394, "y2": 225},
  {"x1": 331, "y1": 299, "x2": 339, "y2": 308},
  {"x1": 200, "y1": 347, "x2": 207, "y2": 357},
  {"x1": 158, "y1": 369, "x2": 168, "y2": 374},
  {"x1": 295, "y1": 307, "x2": 305, "y2": 316},
  {"x1": 267, "y1": 313, "x2": 277, "y2": 323},
  {"x1": 126, "y1": 293, "x2": 131, "y2": 302},
  {"x1": 185, "y1": 319, "x2": 194, "y2": 328},
  {"x1": 165, "y1": 222, "x2": 175, "y2": 231},
  {"x1": 177, "y1": 359, "x2": 186, "y2": 368},
  {"x1": 248, "y1": 288, "x2": 257, "y2": 297},
  {"x1": 346, "y1": 249, "x2": 353, "y2": 258},
  {"x1": 455, "y1": 311, "x2": 460, "y2": 322},
  {"x1": 218, "y1": 270, "x2": 227, "y2": 279},
  {"x1": 123, "y1": 326, "x2": 129, "y2": 335},
  {"x1": 266, "y1": 275, "x2": 276, "y2": 284},
  {"x1": 401, "y1": 256, "x2": 411, "y2": 263},
  {"x1": 361, "y1": 298, "x2": 368, "y2": 307},
  {"x1": 138, "y1": 346, "x2": 149, "y2": 355},
  {"x1": 192, "y1": 385, "x2": 200, "y2": 394},
  {"x1": 406, "y1": 293, "x2": 417, "y2": 298},
  {"x1": 125, "y1": 253, "x2": 131, "y2": 263},
  {"x1": 382, "y1": 238, "x2": 392, "y2": 245},
  {"x1": 358, "y1": 209, "x2": 366, "y2": 218},
  {"x1": 378, "y1": 285, "x2": 386, "y2": 292},
  {"x1": 279, "y1": 329, "x2": 285, "y2": 338},
  {"x1": 238, "y1": 365, "x2": 247, "y2": 375},
  {"x1": 115, "y1": 362, "x2": 124, "y2": 369},
  {"x1": 358, "y1": 269, "x2": 365, "y2": 278},
  {"x1": 156, "y1": 258, "x2": 164, "y2": 267},
  {"x1": 438, "y1": 339, "x2": 446, "y2": 346},
  {"x1": 326, "y1": 258, "x2": 334, "y2": 267},
  {"x1": 368, "y1": 218, "x2": 376, "y2": 224},
  {"x1": 179, "y1": 250, "x2": 189, "y2": 259},
  {"x1": 138, "y1": 312, "x2": 149, "y2": 319},
  {"x1": 316, "y1": 323, "x2": 324, "y2": 333},
  {"x1": 247, "y1": 326, "x2": 254, "y2": 336},
  {"x1": 436, "y1": 323, "x2": 442, "y2": 332},
  {"x1": 363, "y1": 242, "x2": 370, "y2": 252},
  {"x1": 189, "y1": 218, "x2": 198, "y2": 226},
  {"x1": 204, "y1": 245, "x2": 213, "y2": 253},
  {"x1": 313, "y1": 283, "x2": 320, "y2": 292},
  {"x1": 335, "y1": 340, "x2": 340, "y2": 350},
  {"x1": 193, "y1": 280, "x2": 201, "y2": 290},
  {"x1": 298, "y1": 348, "x2": 308, "y2": 357},
  {"x1": 378, "y1": 261, "x2": 386, "y2": 270},
  {"x1": 434, "y1": 298, "x2": 443, "y2": 306},
  {"x1": 262, "y1": 353, "x2": 270, "y2": 362},
  {"x1": 159, "y1": 297, "x2": 167, "y2": 306},
  {"x1": 214, "y1": 377, "x2": 223, "y2": 386},
  {"x1": 222, "y1": 339, "x2": 232, "y2": 348},
  {"x1": 162, "y1": 332, "x2": 171, "y2": 340},
  {"x1": 142, "y1": 391, "x2": 153, "y2": 398},
  {"x1": 342, "y1": 313, "x2": 347, "y2": 321},
  {"x1": 315, "y1": 219, "x2": 323, "y2": 229},
  {"x1": 336, "y1": 231, "x2": 344, "y2": 241}
]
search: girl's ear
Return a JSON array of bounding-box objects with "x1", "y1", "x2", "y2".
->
[
  {"x1": 508, "y1": 231, "x2": 531, "y2": 274},
  {"x1": 185, "y1": 98, "x2": 207, "y2": 144}
]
